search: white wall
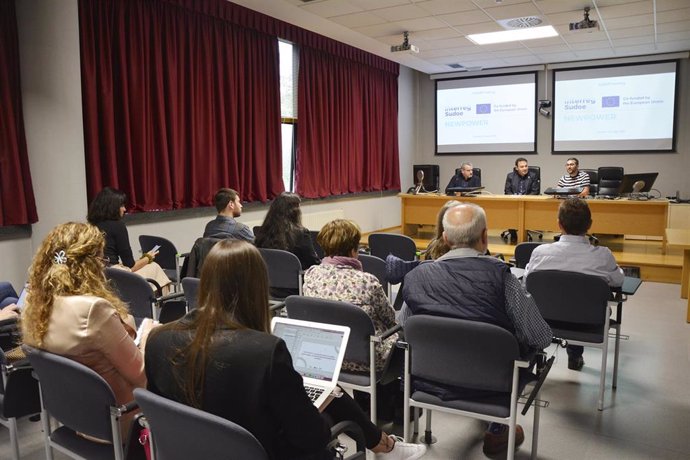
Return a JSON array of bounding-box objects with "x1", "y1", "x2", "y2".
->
[
  {"x1": 1, "y1": 0, "x2": 408, "y2": 289},
  {"x1": 415, "y1": 60, "x2": 690, "y2": 198}
]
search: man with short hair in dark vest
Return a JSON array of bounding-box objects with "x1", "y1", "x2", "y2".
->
[{"x1": 402, "y1": 203, "x2": 551, "y2": 456}]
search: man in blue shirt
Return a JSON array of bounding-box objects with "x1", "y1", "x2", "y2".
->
[{"x1": 203, "y1": 188, "x2": 254, "y2": 242}]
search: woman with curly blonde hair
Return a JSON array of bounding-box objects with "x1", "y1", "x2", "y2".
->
[{"x1": 22, "y1": 222, "x2": 149, "y2": 436}]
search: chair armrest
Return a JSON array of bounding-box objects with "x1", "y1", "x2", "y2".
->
[
  {"x1": 269, "y1": 300, "x2": 286, "y2": 312},
  {"x1": 177, "y1": 252, "x2": 190, "y2": 259},
  {"x1": 145, "y1": 278, "x2": 163, "y2": 296},
  {"x1": 329, "y1": 420, "x2": 366, "y2": 455},
  {"x1": 112, "y1": 400, "x2": 139, "y2": 417},
  {"x1": 158, "y1": 292, "x2": 185, "y2": 303},
  {"x1": 373, "y1": 323, "x2": 402, "y2": 343}
]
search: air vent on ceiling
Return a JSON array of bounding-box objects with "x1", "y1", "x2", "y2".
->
[{"x1": 497, "y1": 16, "x2": 543, "y2": 29}]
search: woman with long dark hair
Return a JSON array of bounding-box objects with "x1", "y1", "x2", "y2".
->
[
  {"x1": 87, "y1": 187, "x2": 171, "y2": 290},
  {"x1": 144, "y1": 240, "x2": 425, "y2": 460},
  {"x1": 255, "y1": 192, "x2": 320, "y2": 269}
]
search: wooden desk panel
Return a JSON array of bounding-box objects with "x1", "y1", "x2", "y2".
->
[
  {"x1": 665, "y1": 228, "x2": 690, "y2": 322},
  {"x1": 400, "y1": 194, "x2": 669, "y2": 245}
]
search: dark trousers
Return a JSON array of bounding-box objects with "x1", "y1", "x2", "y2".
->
[
  {"x1": 567, "y1": 345, "x2": 584, "y2": 359},
  {"x1": 323, "y1": 391, "x2": 382, "y2": 449}
]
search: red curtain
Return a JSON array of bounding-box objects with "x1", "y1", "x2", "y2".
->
[
  {"x1": 295, "y1": 46, "x2": 400, "y2": 198},
  {"x1": 79, "y1": 0, "x2": 284, "y2": 210},
  {"x1": 0, "y1": 0, "x2": 38, "y2": 226}
]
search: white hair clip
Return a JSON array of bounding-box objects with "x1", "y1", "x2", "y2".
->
[{"x1": 54, "y1": 250, "x2": 67, "y2": 265}]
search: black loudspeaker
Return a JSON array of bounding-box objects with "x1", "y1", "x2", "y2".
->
[{"x1": 412, "y1": 164, "x2": 440, "y2": 193}]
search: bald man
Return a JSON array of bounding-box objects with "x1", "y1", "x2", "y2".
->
[{"x1": 402, "y1": 203, "x2": 551, "y2": 455}]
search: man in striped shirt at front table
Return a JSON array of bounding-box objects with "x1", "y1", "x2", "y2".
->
[{"x1": 557, "y1": 157, "x2": 590, "y2": 198}]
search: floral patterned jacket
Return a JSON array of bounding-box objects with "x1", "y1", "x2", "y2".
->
[{"x1": 303, "y1": 262, "x2": 399, "y2": 374}]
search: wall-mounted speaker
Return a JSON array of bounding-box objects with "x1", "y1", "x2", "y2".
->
[{"x1": 412, "y1": 164, "x2": 439, "y2": 193}]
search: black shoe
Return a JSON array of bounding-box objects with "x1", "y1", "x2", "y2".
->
[{"x1": 568, "y1": 356, "x2": 584, "y2": 371}]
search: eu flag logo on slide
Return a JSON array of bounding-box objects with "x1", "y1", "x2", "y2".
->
[
  {"x1": 601, "y1": 96, "x2": 619, "y2": 108},
  {"x1": 476, "y1": 104, "x2": 491, "y2": 114}
]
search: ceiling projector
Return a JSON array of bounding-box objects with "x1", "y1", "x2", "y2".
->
[
  {"x1": 391, "y1": 31, "x2": 419, "y2": 54},
  {"x1": 569, "y1": 6, "x2": 599, "y2": 32}
]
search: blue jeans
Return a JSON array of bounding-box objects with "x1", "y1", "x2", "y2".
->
[{"x1": 0, "y1": 282, "x2": 18, "y2": 308}]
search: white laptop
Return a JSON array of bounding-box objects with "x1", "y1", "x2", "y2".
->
[{"x1": 271, "y1": 317, "x2": 350, "y2": 410}]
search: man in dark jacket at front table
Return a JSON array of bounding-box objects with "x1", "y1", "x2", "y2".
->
[{"x1": 401, "y1": 203, "x2": 552, "y2": 456}]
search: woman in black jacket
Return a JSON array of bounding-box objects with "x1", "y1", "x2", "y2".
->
[{"x1": 145, "y1": 240, "x2": 425, "y2": 460}]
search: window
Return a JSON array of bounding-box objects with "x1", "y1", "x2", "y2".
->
[{"x1": 279, "y1": 40, "x2": 297, "y2": 191}]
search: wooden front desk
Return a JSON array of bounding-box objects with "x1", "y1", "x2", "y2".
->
[{"x1": 400, "y1": 193, "x2": 669, "y2": 244}]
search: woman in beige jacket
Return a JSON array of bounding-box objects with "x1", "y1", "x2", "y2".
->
[{"x1": 22, "y1": 222, "x2": 148, "y2": 436}]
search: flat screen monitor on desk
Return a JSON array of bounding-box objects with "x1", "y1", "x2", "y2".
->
[
  {"x1": 543, "y1": 186, "x2": 583, "y2": 197},
  {"x1": 446, "y1": 186, "x2": 484, "y2": 196},
  {"x1": 618, "y1": 172, "x2": 659, "y2": 195}
]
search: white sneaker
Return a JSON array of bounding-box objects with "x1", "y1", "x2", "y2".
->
[{"x1": 376, "y1": 435, "x2": 427, "y2": 459}]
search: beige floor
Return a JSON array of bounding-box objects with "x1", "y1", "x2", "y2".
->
[{"x1": 2, "y1": 282, "x2": 689, "y2": 459}]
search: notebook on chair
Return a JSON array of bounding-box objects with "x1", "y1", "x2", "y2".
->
[{"x1": 271, "y1": 317, "x2": 350, "y2": 410}]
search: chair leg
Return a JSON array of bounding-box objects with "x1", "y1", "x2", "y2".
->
[
  {"x1": 531, "y1": 400, "x2": 540, "y2": 460},
  {"x1": 41, "y1": 409, "x2": 53, "y2": 460},
  {"x1": 9, "y1": 417, "x2": 20, "y2": 460},
  {"x1": 403, "y1": 350, "x2": 411, "y2": 442},
  {"x1": 612, "y1": 327, "x2": 621, "y2": 390},
  {"x1": 598, "y1": 341, "x2": 609, "y2": 411},
  {"x1": 507, "y1": 420, "x2": 516, "y2": 460},
  {"x1": 423, "y1": 410, "x2": 433, "y2": 445}
]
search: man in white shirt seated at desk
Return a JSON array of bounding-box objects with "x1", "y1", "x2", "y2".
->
[{"x1": 524, "y1": 198, "x2": 624, "y2": 371}]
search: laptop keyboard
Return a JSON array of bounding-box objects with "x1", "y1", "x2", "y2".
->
[{"x1": 304, "y1": 384, "x2": 325, "y2": 403}]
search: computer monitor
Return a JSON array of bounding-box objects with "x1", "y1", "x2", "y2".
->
[
  {"x1": 618, "y1": 173, "x2": 659, "y2": 194},
  {"x1": 446, "y1": 186, "x2": 483, "y2": 196}
]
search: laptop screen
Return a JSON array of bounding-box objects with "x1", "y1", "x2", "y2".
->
[{"x1": 273, "y1": 321, "x2": 346, "y2": 383}]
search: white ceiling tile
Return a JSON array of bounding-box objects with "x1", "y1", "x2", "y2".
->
[
  {"x1": 414, "y1": 0, "x2": 476, "y2": 15},
  {"x1": 604, "y1": 14, "x2": 653, "y2": 29},
  {"x1": 353, "y1": 22, "x2": 408, "y2": 37},
  {"x1": 300, "y1": 0, "x2": 363, "y2": 18},
  {"x1": 657, "y1": 8, "x2": 690, "y2": 22},
  {"x1": 437, "y1": 10, "x2": 495, "y2": 26},
  {"x1": 658, "y1": 20, "x2": 690, "y2": 33},
  {"x1": 329, "y1": 11, "x2": 387, "y2": 28},
  {"x1": 370, "y1": 4, "x2": 431, "y2": 22},
  {"x1": 608, "y1": 25, "x2": 655, "y2": 39},
  {"x1": 395, "y1": 16, "x2": 451, "y2": 32},
  {"x1": 348, "y1": 0, "x2": 408, "y2": 8}
]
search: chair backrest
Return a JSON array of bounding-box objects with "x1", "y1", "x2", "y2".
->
[
  {"x1": 368, "y1": 233, "x2": 417, "y2": 262},
  {"x1": 23, "y1": 345, "x2": 117, "y2": 442},
  {"x1": 258, "y1": 248, "x2": 302, "y2": 290},
  {"x1": 597, "y1": 166, "x2": 624, "y2": 197},
  {"x1": 358, "y1": 254, "x2": 389, "y2": 294},
  {"x1": 181, "y1": 277, "x2": 200, "y2": 310},
  {"x1": 138, "y1": 235, "x2": 178, "y2": 271},
  {"x1": 526, "y1": 270, "x2": 611, "y2": 332},
  {"x1": 105, "y1": 267, "x2": 155, "y2": 319},
  {"x1": 308, "y1": 230, "x2": 325, "y2": 259},
  {"x1": 581, "y1": 169, "x2": 599, "y2": 196},
  {"x1": 181, "y1": 236, "x2": 223, "y2": 278},
  {"x1": 134, "y1": 388, "x2": 268, "y2": 460},
  {"x1": 514, "y1": 242, "x2": 542, "y2": 269},
  {"x1": 405, "y1": 315, "x2": 519, "y2": 393},
  {"x1": 285, "y1": 296, "x2": 375, "y2": 366},
  {"x1": 528, "y1": 166, "x2": 541, "y2": 194}
]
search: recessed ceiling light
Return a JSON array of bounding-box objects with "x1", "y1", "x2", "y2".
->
[{"x1": 467, "y1": 25, "x2": 558, "y2": 45}]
